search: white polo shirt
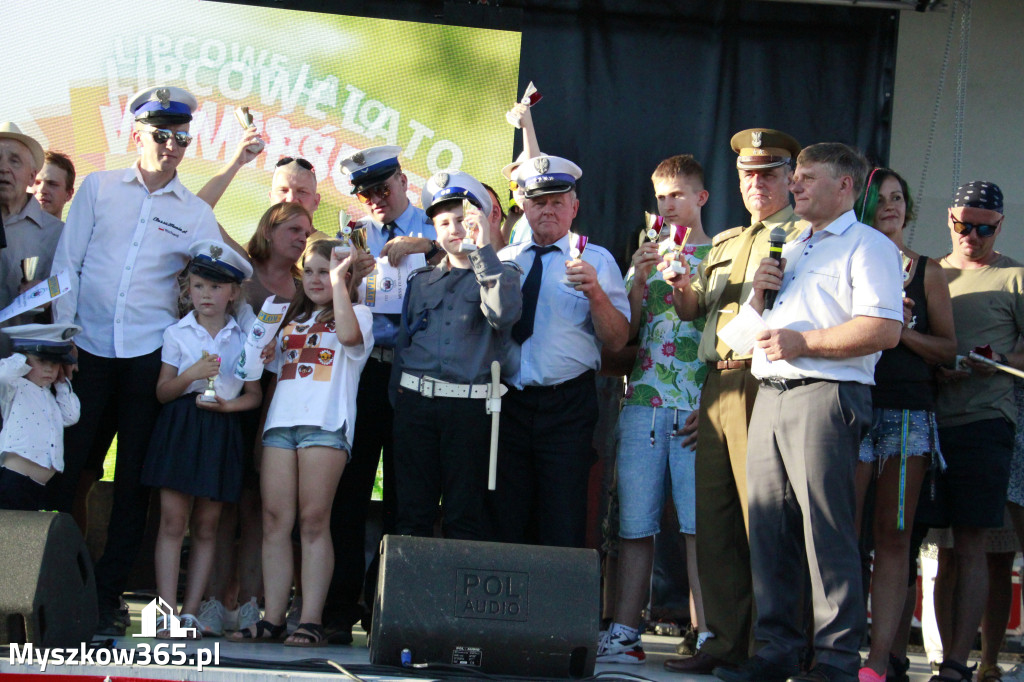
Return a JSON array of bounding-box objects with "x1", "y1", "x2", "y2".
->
[
  {"x1": 751, "y1": 210, "x2": 903, "y2": 384},
  {"x1": 51, "y1": 163, "x2": 221, "y2": 358}
]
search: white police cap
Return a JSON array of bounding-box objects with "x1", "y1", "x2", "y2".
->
[
  {"x1": 512, "y1": 155, "x2": 582, "y2": 198},
  {"x1": 128, "y1": 86, "x2": 198, "y2": 125},
  {"x1": 188, "y1": 240, "x2": 253, "y2": 283},
  {"x1": 338, "y1": 145, "x2": 403, "y2": 194},
  {"x1": 6, "y1": 323, "x2": 81, "y2": 364},
  {"x1": 421, "y1": 171, "x2": 492, "y2": 218},
  {"x1": 502, "y1": 149, "x2": 548, "y2": 181}
]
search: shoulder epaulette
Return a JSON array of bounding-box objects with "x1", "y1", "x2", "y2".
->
[
  {"x1": 712, "y1": 226, "x2": 744, "y2": 247},
  {"x1": 408, "y1": 265, "x2": 434, "y2": 281},
  {"x1": 502, "y1": 260, "x2": 525, "y2": 275}
]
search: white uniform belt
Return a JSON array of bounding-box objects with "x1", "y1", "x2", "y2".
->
[
  {"x1": 400, "y1": 372, "x2": 505, "y2": 399},
  {"x1": 370, "y1": 346, "x2": 395, "y2": 363}
]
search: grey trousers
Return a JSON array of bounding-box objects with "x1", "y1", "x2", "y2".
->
[{"x1": 746, "y1": 380, "x2": 870, "y2": 674}]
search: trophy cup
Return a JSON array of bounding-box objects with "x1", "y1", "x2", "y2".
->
[
  {"x1": 199, "y1": 350, "x2": 218, "y2": 403},
  {"x1": 21, "y1": 257, "x2": 40, "y2": 283},
  {"x1": 234, "y1": 106, "x2": 265, "y2": 154},
  {"x1": 667, "y1": 224, "x2": 693, "y2": 274},
  {"x1": 644, "y1": 212, "x2": 666, "y2": 242},
  {"x1": 561, "y1": 233, "x2": 589, "y2": 287}
]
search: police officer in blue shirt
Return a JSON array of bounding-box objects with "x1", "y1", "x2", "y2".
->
[
  {"x1": 325, "y1": 145, "x2": 440, "y2": 639},
  {"x1": 494, "y1": 155, "x2": 630, "y2": 547},
  {"x1": 391, "y1": 171, "x2": 521, "y2": 540}
]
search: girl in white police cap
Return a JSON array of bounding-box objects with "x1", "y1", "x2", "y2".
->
[
  {"x1": 141, "y1": 239, "x2": 262, "y2": 638},
  {"x1": 0, "y1": 323, "x2": 81, "y2": 511}
]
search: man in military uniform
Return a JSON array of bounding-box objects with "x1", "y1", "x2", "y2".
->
[
  {"x1": 661, "y1": 129, "x2": 804, "y2": 674},
  {"x1": 390, "y1": 171, "x2": 521, "y2": 540},
  {"x1": 325, "y1": 145, "x2": 440, "y2": 640}
]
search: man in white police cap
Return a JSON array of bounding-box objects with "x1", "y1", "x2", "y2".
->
[
  {"x1": 0, "y1": 122, "x2": 64, "y2": 322},
  {"x1": 324, "y1": 145, "x2": 440, "y2": 639},
  {"x1": 48, "y1": 85, "x2": 222, "y2": 636},
  {"x1": 492, "y1": 155, "x2": 630, "y2": 548}
]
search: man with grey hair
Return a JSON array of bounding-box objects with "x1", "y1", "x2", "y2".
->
[
  {"x1": 715, "y1": 143, "x2": 904, "y2": 682},
  {"x1": 0, "y1": 123, "x2": 64, "y2": 319}
]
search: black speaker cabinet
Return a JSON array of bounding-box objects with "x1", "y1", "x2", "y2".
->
[
  {"x1": 369, "y1": 535, "x2": 599, "y2": 678},
  {"x1": 0, "y1": 511, "x2": 97, "y2": 647}
]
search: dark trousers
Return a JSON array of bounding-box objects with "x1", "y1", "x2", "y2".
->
[
  {"x1": 746, "y1": 380, "x2": 870, "y2": 675},
  {"x1": 490, "y1": 371, "x2": 598, "y2": 548},
  {"x1": 0, "y1": 468, "x2": 45, "y2": 511},
  {"x1": 44, "y1": 348, "x2": 162, "y2": 610},
  {"x1": 324, "y1": 357, "x2": 395, "y2": 628},
  {"x1": 393, "y1": 389, "x2": 492, "y2": 539}
]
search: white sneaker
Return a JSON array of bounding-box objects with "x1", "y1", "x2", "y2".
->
[
  {"x1": 198, "y1": 598, "x2": 225, "y2": 637},
  {"x1": 178, "y1": 613, "x2": 204, "y2": 640},
  {"x1": 237, "y1": 597, "x2": 261, "y2": 632},
  {"x1": 285, "y1": 595, "x2": 302, "y2": 635},
  {"x1": 596, "y1": 630, "x2": 646, "y2": 665},
  {"x1": 221, "y1": 604, "x2": 239, "y2": 631}
]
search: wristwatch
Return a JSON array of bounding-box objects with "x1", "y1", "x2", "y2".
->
[{"x1": 425, "y1": 240, "x2": 441, "y2": 260}]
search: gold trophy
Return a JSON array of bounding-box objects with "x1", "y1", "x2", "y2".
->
[
  {"x1": 199, "y1": 350, "x2": 218, "y2": 403},
  {"x1": 21, "y1": 256, "x2": 40, "y2": 283},
  {"x1": 234, "y1": 106, "x2": 265, "y2": 154}
]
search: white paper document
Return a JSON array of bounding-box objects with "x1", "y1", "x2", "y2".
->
[
  {"x1": 0, "y1": 271, "x2": 72, "y2": 323},
  {"x1": 717, "y1": 303, "x2": 768, "y2": 357},
  {"x1": 359, "y1": 254, "x2": 425, "y2": 314}
]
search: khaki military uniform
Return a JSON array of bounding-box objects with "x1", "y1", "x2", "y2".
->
[{"x1": 690, "y1": 204, "x2": 803, "y2": 664}]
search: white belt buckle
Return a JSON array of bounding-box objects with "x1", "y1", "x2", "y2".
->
[{"x1": 420, "y1": 377, "x2": 435, "y2": 398}]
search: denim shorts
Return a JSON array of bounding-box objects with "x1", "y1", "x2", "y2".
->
[
  {"x1": 615, "y1": 404, "x2": 696, "y2": 537},
  {"x1": 858, "y1": 408, "x2": 937, "y2": 464},
  {"x1": 263, "y1": 425, "x2": 352, "y2": 459}
]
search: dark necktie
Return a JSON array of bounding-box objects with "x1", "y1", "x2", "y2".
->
[
  {"x1": 511, "y1": 245, "x2": 559, "y2": 344},
  {"x1": 383, "y1": 221, "x2": 398, "y2": 242}
]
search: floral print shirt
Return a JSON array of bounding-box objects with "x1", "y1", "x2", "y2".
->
[{"x1": 623, "y1": 243, "x2": 710, "y2": 410}]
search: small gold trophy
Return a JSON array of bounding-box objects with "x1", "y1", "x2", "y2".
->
[
  {"x1": 199, "y1": 350, "x2": 218, "y2": 403},
  {"x1": 21, "y1": 256, "x2": 40, "y2": 283}
]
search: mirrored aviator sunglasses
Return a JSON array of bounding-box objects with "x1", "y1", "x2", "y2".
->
[
  {"x1": 950, "y1": 214, "x2": 999, "y2": 237},
  {"x1": 148, "y1": 128, "x2": 193, "y2": 147},
  {"x1": 356, "y1": 183, "x2": 391, "y2": 204}
]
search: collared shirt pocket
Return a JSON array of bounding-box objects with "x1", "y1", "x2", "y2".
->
[
  {"x1": 409, "y1": 286, "x2": 446, "y2": 337},
  {"x1": 462, "y1": 286, "x2": 486, "y2": 335},
  {"x1": 704, "y1": 257, "x2": 734, "y2": 300},
  {"x1": 806, "y1": 268, "x2": 840, "y2": 298},
  {"x1": 556, "y1": 285, "x2": 590, "y2": 323}
]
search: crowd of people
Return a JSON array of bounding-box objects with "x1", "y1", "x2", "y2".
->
[{"x1": 0, "y1": 81, "x2": 1022, "y2": 682}]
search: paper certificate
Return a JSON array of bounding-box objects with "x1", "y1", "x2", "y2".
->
[
  {"x1": 359, "y1": 254, "x2": 425, "y2": 314},
  {"x1": 235, "y1": 295, "x2": 291, "y2": 381},
  {"x1": 717, "y1": 303, "x2": 768, "y2": 357},
  {"x1": 0, "y1": 271, "x2": 72, "y2": 323}
]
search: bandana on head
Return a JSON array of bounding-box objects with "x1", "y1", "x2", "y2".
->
[{"x1": 952, "y1": 180, "x2": 1004, "y2": 214}]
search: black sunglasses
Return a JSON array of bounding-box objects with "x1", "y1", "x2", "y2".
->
[
  {"x1": 146, "y1": 127, "x2": 192, "y2": 147},
  {"x1": 950, "y1": 214, "x2": 1000, "y2": 238},
  {"x1": 276, "y1": 157, "x2": 314, "y2": 172}
]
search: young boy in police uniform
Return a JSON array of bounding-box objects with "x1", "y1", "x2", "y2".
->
[{"x1": 390, "y1": 171, "x2": 521, "y2": 540}]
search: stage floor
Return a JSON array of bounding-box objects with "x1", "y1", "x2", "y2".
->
[{"x1": 0, "y1": 600, "x2": 1002, "y2": 681}]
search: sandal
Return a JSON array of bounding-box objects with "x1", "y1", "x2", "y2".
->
[
  {"x1": 227, "y1": 619, "x2": 286, "y2": 643},
  {"x1": 930, "y1": 660, "x2": 977, "y2": 682},
  {"x1": 888, "y1": 655, "x2": 911, "y2": 682},
  {"x1": 977, "y1": 664, "x2": 1003, "y2": 682},
  {"x1": 284, "y1": 622, "x2": 326, "y2": 648}
]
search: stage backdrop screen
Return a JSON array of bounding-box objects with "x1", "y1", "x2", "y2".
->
[{"x1": 1, "y1": 0, "x2": 522, "y2": 240}]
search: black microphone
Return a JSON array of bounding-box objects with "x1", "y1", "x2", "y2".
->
[{"x1": 764, "y1": 226, "x2": 787, "y2": 310}]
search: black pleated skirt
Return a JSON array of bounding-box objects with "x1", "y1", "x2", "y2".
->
[{"x1": 142, "y1": 394, "x2": 244, "y2": 502}]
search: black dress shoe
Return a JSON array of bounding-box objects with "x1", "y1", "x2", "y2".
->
[
  {"x1": 787, "y1": 663, "x2": 858, "y2": 682},
  {"x1": 665, "y1": 651, "x2": 734, "y2": 675},
  {"x1": 714, "y1": 655, "x2": 800, "y2": 682},
  {"x1": 96, "y1": 609, "x2": 126, "y2": 637}
]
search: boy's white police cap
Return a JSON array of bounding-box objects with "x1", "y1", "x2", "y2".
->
[
  {"x1": 512, "y1": 155, "x2": 582, "y2": 199},
  {"x1": 6, "y1": 323, "x2": 81, "y2": 364},
  {"x1": 338, "y1": 145, "x2": 403, "y2": 194},
  {"x1": 422, "y1": 171, "x2": 492, "y2": 218},
  {"x1": 188, "y1": 240, "x2": 253, "y2": 283},
  {"x1": 128, "y1": 86, "x2": 198, "y2": 125}
]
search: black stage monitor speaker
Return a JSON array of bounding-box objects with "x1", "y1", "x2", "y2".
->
[
  {"x1": 369, "y1": 535, "x2": 600, "y2": 678},
  {"x1": 0, "y1": 511, "x2": 97, "y2": 647}
]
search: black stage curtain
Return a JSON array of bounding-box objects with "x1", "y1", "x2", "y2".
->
[{"x1": 216, "y1": 0, "x2": 898, "y2": 267}]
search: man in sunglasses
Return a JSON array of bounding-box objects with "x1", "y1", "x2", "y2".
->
[
  {"x1": 48, "y1": 85, "x2": 222, "y2": 636},
  {"x1": 325, "y1": 145, "x2": 438, "y2": 640},
  {"x1": 931, "y1": 181, "x2": 1024, "y2": 682}
]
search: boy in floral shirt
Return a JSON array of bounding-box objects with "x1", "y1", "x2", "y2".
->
[{"x1": 598, "y1": 155, "x2": 712, "y2": 664}]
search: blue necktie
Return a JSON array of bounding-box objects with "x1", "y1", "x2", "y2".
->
[{"x1": 511, "y1": 245, "x2": 559, "y2": 344}]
